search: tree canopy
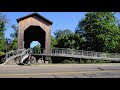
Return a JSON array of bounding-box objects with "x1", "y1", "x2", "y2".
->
[
  {"x1": 53, "y1": 29, "x2": 84, "y2": 49},
  {"x1": 0, "y1": 13, "x2": 8, "y2": 52},
  {"x1": 10, "y1": 24, "x2": 18, "y2": 50},
  {"x1": 75, "y1": 12, "x2": 120, "y2": 52}
]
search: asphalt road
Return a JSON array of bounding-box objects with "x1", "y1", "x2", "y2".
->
[{"x1": 0, "y1": 63, "x2": 120, "y2": 78}]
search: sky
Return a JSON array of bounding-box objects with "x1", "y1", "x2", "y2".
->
[{"x1": 1, "y1": 12, "x2": 120, "y2": 47}]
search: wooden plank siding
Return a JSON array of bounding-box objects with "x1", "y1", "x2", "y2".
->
[{"x1": 17, "y1": 13, "x2": 52, "y2": 55}]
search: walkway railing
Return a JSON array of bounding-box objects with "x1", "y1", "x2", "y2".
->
[
  {"x1": 32, "y1": 48, "x2": 120, "y2": 61},
  {"x1": 20, "y1": 48, "x2": 32, "y2": 63},
  {"x1": 1, "y1": 48, "x2": 120, "y2": 65},
  {"x1": 1, "y1": 48, "x2": 32, "y2": 65},
  {"x1": 1, "y1": 49, "x2": 25, "y2": 64}
]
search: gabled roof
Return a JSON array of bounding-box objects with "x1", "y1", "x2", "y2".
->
[{"x1": 16, "y1": 12, "x2": 53, "y2": 25}]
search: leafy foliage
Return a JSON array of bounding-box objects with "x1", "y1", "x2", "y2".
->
[
  {"x1": 51, "y1": 36, "x2": 57, "y2": 48},
  {"x1": 10, "y1": 24, "x2": 18, "y2": 38},
  {"x1": 54, "y1": 29, "x2": 73, "y2": 39},
  {"x1": 57, "y1": 33, "x2": 75, "y2": 48},
  {"x1": 32, "y1": 44, "x2": 41, "y2": 53},
  {"x1": 0, "y1": 51, "x2": 5, "y2": 56},
  {"x1": 61, "y1": 58, "x2": 76, "y2": 64},
  {"x1": 53, "y1": 29, "x2": 84, "y2": 49},
  {"x1": 10, "y1": 38, "x2": 17, "y2": 50},
  {"x1": 76, "y1": 12, "x2": 120, "y2": 52},
  {"x1": 9, "y1": 24, "x2": 18, "y2": 50},
  {"x1": 4, "y1": 38, "x2": 11, "y2": 52},
  {"x1": 0, "y1": 13, "x2": 8, "y2": 52}
]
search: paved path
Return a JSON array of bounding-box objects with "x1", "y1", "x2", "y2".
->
[{"x1": 0, "y1": 63, "x2": 120, "y2": 78}]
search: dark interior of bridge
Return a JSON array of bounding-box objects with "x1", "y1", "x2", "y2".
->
[{"x1": 24, "y1": 26, "x2": 45, "y2": 49}]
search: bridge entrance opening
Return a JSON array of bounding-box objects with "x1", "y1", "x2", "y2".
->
[
  {"x1": 24, "y1": 26, "x2": 45, "y2": 49},
  {"x1": 30, "y1": 41, "x2": 41, "y2": 48},
  {"x1": 30, "y1": 41, "x2": 41, "y2": 53}
]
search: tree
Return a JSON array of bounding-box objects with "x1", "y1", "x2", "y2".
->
[
  {"x1": 62, "y1": 29, "x2": 73, "y2": 35},
  {"x1": 74, "y1": 33, "x2": 85, "y2": 50},
  {"x1": 54, "y1": 29, "x2": 73, "y2": 39},
  {"x1": 10, "y1": 24, "x2": 18, "y2": 38},
  {"x1": 76, "y1": 12, "x2": 120, "y2": 52},
  {"x1": 51, "y1": 36, "x2": 57, "y2": 48},
  {"x1": 10, "y1": 24, "x2": 18, "y2": 50},
  {"x1": 33, "y1": 44, "x2": 41, "y2": 53},
  {"x1": 57, "y1": 33, "x2": 75, "y2": 49},
  {"x1": 54, "y1": 29, "x2": 74, "y2": 48},
  {"x1": 10, "y1": 38, "x2": 17, "y2": 50},
  {"x1": 4, "y1": 37, "x2": 11, "y2": 52},
  {"x1": 53, "y1": 29, "x2": 84, "y2": 49},
  {"x1": 54, "y1": 30, "x2": 63, "y2": 39},
  {"x1": 112, "y1": 18, "x2": 120, "y2": 52},
  {"x1": 0, "y1": 13, "x2": 8, "y2": 52}
]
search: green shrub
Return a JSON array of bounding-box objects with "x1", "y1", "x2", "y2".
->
[
  {"x1": 96, "y1": 60, "x2": 101, "y2": 63},
  {"x1": 80, "y1": 60, "x2": 84, "y2": 64},
  {"x1": 62, "y1": 59, "x2": 76, "y2": 64},
  {"x1": 71, "y1": 60, "x2": 76, "y2": 63},
  {"x1": 0, "y1": 52, "x2": 5, "y2": 56},
  {"x1": 75, "y1": 60, "x2": 80, "y2": 64},
  {"x1": 101, "y1": 60, "x2": 111, "y2": 63},
  {"x1": 62, "y1": 59, "x2": 71, "y2": 64},
  {"x1": 87, "y1": 60, "x2": 91, "y2": 63},
  {"x1": 84, "y1": 59, "x2": 91, "y2": 63},
  {"x1": 91, "y1": 60, "x2": 98, "y2": 63}
]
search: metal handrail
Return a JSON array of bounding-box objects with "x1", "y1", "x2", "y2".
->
[
  {"x1": 19, "y1": 48, "x2": 32, "y2": 63},
  {"x1": 32, "y1": 48, "x2": 120, "y2": 61},
  {"x1": 2, "y1": 48, "x2": 120, "y2": 65},
  {"x1": 1, "y1": 49, "x2": 26, "y2": 64},
  {"x1": 5, "y1": 49, "x2": 25, "y2": 60}
]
